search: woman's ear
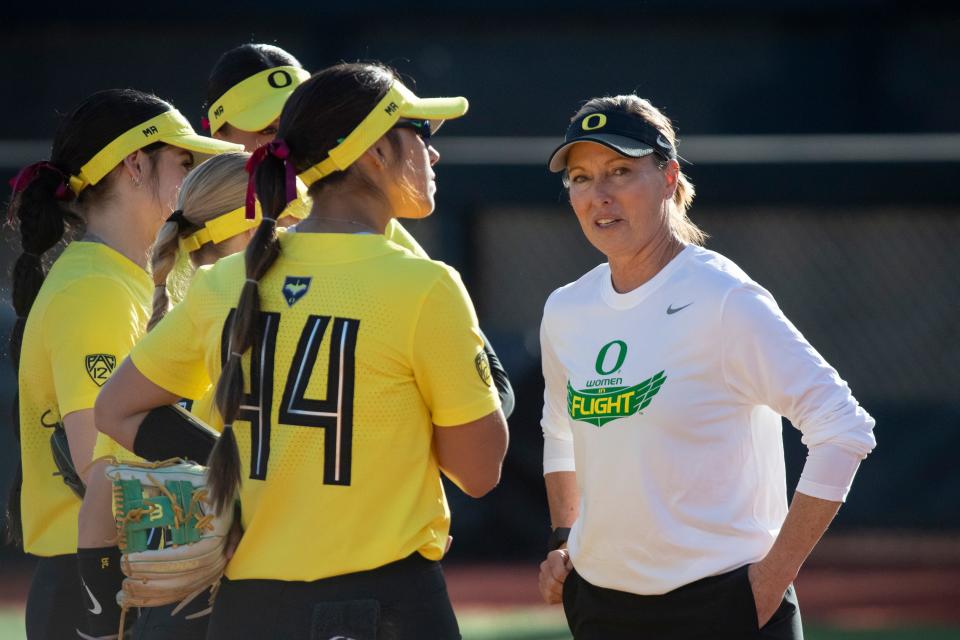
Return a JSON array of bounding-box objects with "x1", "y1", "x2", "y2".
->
[
  {"x1": 362, "y1": 138, "x2": 392, "y2": 172},
  {"x1": 121, "y1": 150, "x2": 145, "y2": 187},
  {"x1": 662, "y1": 159, "x2": 680, "y2": 200}
]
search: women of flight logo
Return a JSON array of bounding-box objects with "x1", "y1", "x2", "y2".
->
[{"x1": 566, "y1": 340, "x2": 666, "y2": 427}]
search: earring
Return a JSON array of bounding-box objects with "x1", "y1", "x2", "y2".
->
[{"x1": 133, "y1": 175, "x2": 142, "y2": 188}]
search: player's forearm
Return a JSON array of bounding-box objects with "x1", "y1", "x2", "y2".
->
[
  {"x1": 544, "y1": 471, "x2": 579, "y2": 529},
  {"x1": 756, "y1": 491, "x2": 841, "y2": 583},
  {"x1": 434, "y1": 410, "x2": 509, "y2": 498},
  {"x1": 62, "y1": 409, "x2": 99, "y2": 476}
]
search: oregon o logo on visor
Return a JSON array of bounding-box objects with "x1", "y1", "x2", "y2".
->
[
  {"x1": 581, "y1": 114, "x2": 607, "y2": 131},
  {"x1": 267, "y1": 69, "x2": 293, "y2": 89}
]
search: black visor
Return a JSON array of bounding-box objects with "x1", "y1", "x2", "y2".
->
[{"x1": 547, "y1": 110, "x2": 677, "y2": 173}]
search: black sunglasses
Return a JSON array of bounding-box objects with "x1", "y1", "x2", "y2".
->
[{"x1": 392, "y1": 119, "x2": 432, "y2": 141}]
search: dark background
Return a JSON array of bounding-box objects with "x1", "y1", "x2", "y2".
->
[{"x1": 0, "y1": 1, "x2": 957, "y2": 567}]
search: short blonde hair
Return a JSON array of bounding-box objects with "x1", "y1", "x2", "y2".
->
[
  {"x1": 571, "y1": 95, "x2": 705, "y2": 246},
  {"x1": 148, "y1": 151, "x2": 250, "y2": 329}
]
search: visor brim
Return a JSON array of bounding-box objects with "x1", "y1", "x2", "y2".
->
[
  {"x1": 164, "y1": 133, "x2": 244, "y2": 160},
  {"x1": 548, "y1": 134, "x2": 657, "y2": 172},
  {"x1": 222, "y1": 92, "x2": 289, "y2": 134},
  {"x1": 401, "y1": 96, "x2": 468, "y2": 133}
]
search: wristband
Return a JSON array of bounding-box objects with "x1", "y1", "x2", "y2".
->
[{"x1": 547, "y1": 527, "x2": 571, "y2": 552}]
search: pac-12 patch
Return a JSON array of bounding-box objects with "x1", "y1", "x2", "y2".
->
[
  {"x1": 283, "y1": 276, "x2": 311, "y2": 307},
  {"x1": 85, "y1": 354, "x2": 116, "y2": 387},
  {"x1": 475, "y1": 351, "x2": 493, "y2": 386}
]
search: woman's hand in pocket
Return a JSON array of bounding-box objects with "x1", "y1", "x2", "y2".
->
[{"x1": 747, "y1": 562, "x2": 792, "y2": 627}]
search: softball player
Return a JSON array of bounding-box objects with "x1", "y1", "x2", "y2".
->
[
  {"x1": 6, "y1": 89, "x2": 240, "y2": 639},
  {"x1": 204, "y1": 43, "x2": 307, "y2": 152},
  {"x1": 202, "y1": 43, "x2": 487, "y2": 299},
  {"x1": 95, "y1": 61, "x2": 509, "y2": 640},
  {"x1": 74, "y1": 151, "x2": 265, "y2": 639},
  {"x1": 537, "y1": 95, "x2": 877, "y2": 639},
  {"x1": 136, "y1": 150, "x2": 260, "y2": 638}
]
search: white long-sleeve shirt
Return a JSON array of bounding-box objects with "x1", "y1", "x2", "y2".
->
[{"x1": 541, "y1": 245, "x2": 876, "y2": 595}]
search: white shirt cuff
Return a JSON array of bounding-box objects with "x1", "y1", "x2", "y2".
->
[
  {"x1": 543, "y1": 436, "x2": 575, "y2": 475},
  {"x1": 796, "y1": 442, "x2": 864, "y2": 502}
]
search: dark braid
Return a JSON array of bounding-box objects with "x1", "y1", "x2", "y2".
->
[{"x1": 207, "y1": 153, "x2": 283, "y2": 514}]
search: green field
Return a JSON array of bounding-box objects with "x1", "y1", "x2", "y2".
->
[{"x1": 2, "y1": 606, "x2": 957, "y2": 640}]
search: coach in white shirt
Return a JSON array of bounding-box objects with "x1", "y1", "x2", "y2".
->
[{"x1": 537, "y1": 96, "x2": 876, "y2": 639}]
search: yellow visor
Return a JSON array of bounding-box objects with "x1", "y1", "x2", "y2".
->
[
  {"x1": 180, "y1": 202, "x2": 262, "y2": 253},
  {"x1": 68, "y1": 110, "x2": 242, "y2": 195},
  {"x1": 208, "y1": 66, "x2": 311, "y2": 135},
  {"x1": 298, "y1": 79, "x2": 468, "y2": 187}
]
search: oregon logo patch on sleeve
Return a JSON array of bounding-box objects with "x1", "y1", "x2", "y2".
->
[
  {"x1": 475, "y1": 351, "x2": 493, "y2": 386},
  {"x1": 85, "y1": 354, "x2": 117, "y2": 387}
]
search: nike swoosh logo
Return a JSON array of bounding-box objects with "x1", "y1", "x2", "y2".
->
[
  {"x1": 656, "y1": 134, "x2": 673, "y2": 149},
  {"x1": 666, "y1": 302, "x2": 693, "y2": 315},
  {"x1": 81, "y1": 579, "x2": 102, "y2": 615}
]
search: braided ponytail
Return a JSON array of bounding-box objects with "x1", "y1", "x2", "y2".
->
[
  {"x1": 147, "y1": 216, "x2": 184, "y2": 330},
  {"x1": 148, "y1": 151, "x2": 253, "y2": 330},
  {"x1": 207, "y1": 152, "x2": 284, "y2": 514},
  {"x1": 4, "y1": 164, "x2": 81, "y2": 545}
]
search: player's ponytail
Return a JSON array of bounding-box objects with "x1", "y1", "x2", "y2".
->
[
  {"x1": 4, "y1": 89, "x2": 174, "y2": 544},
  {"x1": 148, "y1": 152, "x2": 251, "y2": 330},
  {"x1": 207, "y1": 149, "x2": 284, "y2": 514},
  {"x1": 148, "y1": 215, "x2": 188, "y2": 330},
  {"x1": 4, "y1": 163, "x2": 80, "y2": 545}
]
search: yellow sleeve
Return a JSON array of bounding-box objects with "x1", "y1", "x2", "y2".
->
[
  {"x1": 130, "y1": 273, "x2": 211, "y2": 401},
  {"x1": 386, "y1": 219, "x2": 430, "y2": 259},
  {"x1": 45, "y1": 279, "x2": 143, "y2": 418},
  {"x1": 411, "y1": 267, "x2": 500, "y2": 426}
]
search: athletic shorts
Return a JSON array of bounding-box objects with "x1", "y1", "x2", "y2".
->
[
  {"x1": 562, "y1": 564, "x2": 803, "y2": 640},
  {"x1": 25, "y1": 554, "x2": 83, "y2": 640},
  {"x1": 205, "y1": 553, "x2": 460, "y2": 640}
]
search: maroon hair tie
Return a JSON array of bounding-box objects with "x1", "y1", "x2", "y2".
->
[
  {"x1": 200, "y1": 116, "x2": 211, "y2": 131},
  {"x1": 7, "y1": 162, "x2": 74, "y2": 222},
  {"x1": 9, "y1": 162, "x2": 74, "y2": 200},
  {"x1": 244, "y1": 139, "x2": 297, "y2": 220}
]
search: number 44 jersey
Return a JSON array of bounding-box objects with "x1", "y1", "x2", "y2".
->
[{"x1": 130, "y1": 232, "x2": 500, "y2": 581}]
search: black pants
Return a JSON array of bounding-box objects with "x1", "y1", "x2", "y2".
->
[
  {"x1": 131, "y1": 589, "x2": 214, "y2": 640},
  {"x1": 563, "y1": 565, "x2": 803, "y2": 640},
  {"x1": 205, "y1": 554, "x2": 460, "y2": 640},
  {"x1": 25, "y1": 554, "x2": 83, "y2": 640}
]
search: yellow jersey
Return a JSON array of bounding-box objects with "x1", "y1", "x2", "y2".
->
[
  {"x1": 130, "y1": 232, "x2": 499, "y2": 581},
  {"x1": 18, "y1": 242, "x2": 152, "y2": 556},
  {"x1": 385, "y1": 218, "x2": 428, "y2": 259}
]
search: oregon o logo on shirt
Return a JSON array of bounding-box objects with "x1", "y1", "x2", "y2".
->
[{"x1": 595, "y1": 339, "x2": 627, "y2": 375}]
